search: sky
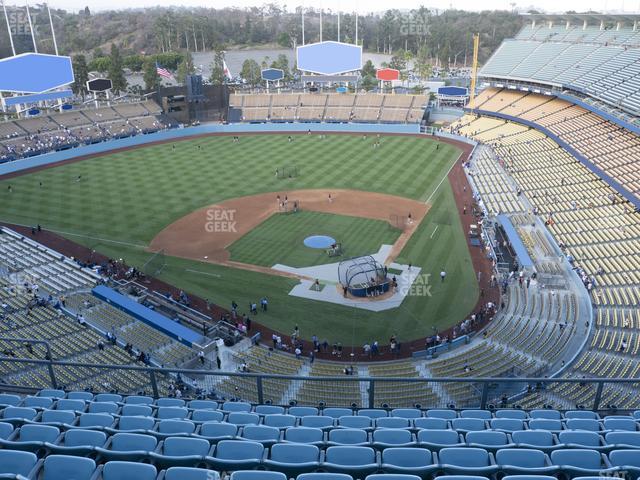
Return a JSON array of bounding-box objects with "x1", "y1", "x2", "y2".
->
[{"x1": 39, "y1": 0, "x2": 640, "y2": 14}]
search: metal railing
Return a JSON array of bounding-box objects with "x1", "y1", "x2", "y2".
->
[{"x1": 1, "y1": 355, "x2": 639, "y2": 413}]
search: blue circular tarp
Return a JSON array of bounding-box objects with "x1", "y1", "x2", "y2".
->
[{"x1": 304, "y1": 235, "x2": 336, "y2": 249}]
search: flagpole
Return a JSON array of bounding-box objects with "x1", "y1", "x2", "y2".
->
[
  {"x1": 25, "y1": 0, "x2": 37, "y2": 53},
  {"x1": 319, "y1": 7, "x2": 322, "y2": 42},
  {"x1": 338, "y1": 10, "x2": 340, "y2": 42},
  {"x1": 2, "y1": 0, "x2": 16, "y2": 56},
  {"x1": 301, "y1": 4, "x2": 305, "y2": 45},
  {"x1": 46, "y1": 3, "x2": 58, "y2": 55}
]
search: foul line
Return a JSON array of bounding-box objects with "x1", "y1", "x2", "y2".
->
[
  {"x1": 423, "y1": 150, "x2": 463, "y2": 205},
  {"x1": 430, "y1": 225, "x2": 439, "y2": 239},
  {"x1": 185, "y1": 269, "x2": 222, "y2": 278}
]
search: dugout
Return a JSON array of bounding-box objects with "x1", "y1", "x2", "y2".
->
[{"x1": 338, "y1": 256, "x2": 390, "y2": 298}]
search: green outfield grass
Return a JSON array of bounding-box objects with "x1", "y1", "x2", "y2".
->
[
  {"x1": 0, "y1": 133, "x2": 478, "y2": 345},
  {"x1": 228, "y1": 211, "x2": 401, "y2": 268}
]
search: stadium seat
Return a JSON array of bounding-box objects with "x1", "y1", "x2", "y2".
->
[
  {"x1": 288, "y1": 407, "x2": 319, "y2": 417},
  {"x1": 550, "y1": 449, "x2": 610, "y2": 477},
  {"x1": 528, "y1": 419, "x2": 563, "y2": 432},
  {"x1": 433, "y1": 476, "x2": 489, "y2": 480},
  {"x1": 263, "y1": 414, "x2": 297, "y2": 429},
  {"x1": 427, "y1": 410, "x2": 457, "y2": 420},
  {"x1": 222, "y1": 402, "x2": 252, "y2": 413},
  {"x1": 372, "y1": 429, "x2": 415, "y2": 449},
  {"x1": 381, "y1": 447, "x2": 436, "y2": 478},
  {"x1": 337, "y1": 416, "x2": 372, "y2": 430},
  {"x1": 0, "y1": 449, "x2": 38, "y2": 477},
  {"x1": 417, "y1": 429, "x2": 464, "y2": 451},
  {"x1": 191, "y1": 409, "x2": 224, "y2": 423},
  {"x1": 23, "y1": 396, "x2": 53, "y2": 409},
  {"x1": 49, "y1": 429, "x2": 107, "y2": 455},
  {"x1": 255, "y1": 405, "x2": 285, "y2": 415},
  {"x1": 489, "y1": 419, "x2": 524, "y2": 432},
  {"x1": 121, "y1": 405, "x2": 153, "y2": 417},
  {"x1": 95, "y1": 394, "x2": 123, "y2": 403},
  {"x1": 322, "y1": 446, "x2": 379, "y2": 476},
  {"x1": 502, "y1": 476, "x2": 556, "y2": 480},
  {"x1": 157, "y1": 419, "x2": 196, "y2": 436},
  {"x1": 297, "y1": 474, "x2": 352, "y2": 480},
  {"x1": 604, "y1": 418, "x2": 638, "y2": 432},
  {"x1": 0, "y1": 395, "x2": 21, "y2": 407},
  {"x1": 39, "y1": 454, "x2": 96, "y2": 480},
  {"x1": 164, "y1": 466, "x2": 220, "y2": 480},
  {"x1": 437, "y1": 447, "x2": 497, "y2": 475},
  {"x1": 529, "y1": 410, "x2": 561, "y2": 420},
  {"x1": 66, "y1": 392, "x2": 94, "y2": 402},
  {"x1": 301, "y1": 416, "x2": 334, "y2": 429},
  {"x1": 460, "y1": 411, "x2": 492, "y2": 420},
  {"x1": 558, "y1": 431, "x2": 604, "y2": 449},
  {"x1": 324, "y1": 408, "x2": 353, "y2": 419},
  {"x1": 608, "y1": 449, "x2": 640, "y2": 479},
  {"x1": 241, "y1": 425, "x2": 281, "y2": 445},
  {"x1": 0, "y1": 422, "x2": 14, "y2": 440},
  {"x1": 452, "y1": 418, "x2": 486, "y2": 433},
  {"x1": 495, "y1": 410, "x2": 527, "y2": 420},
  {"x1": 0, "y1": 424, "x2": 60, "y2": 452},
  {"x1": 414, "y1": 418, "x2": 449, "y2": 430},
  {"x1": 228, "y1": 412, "x2": 260, "y2": 426},
  {"x1": 328, "y1": 428, "x2": 369, "y2": 446},
  {"x1": 605, "y1": 431, "x2": 640, "y2": 447},
  {"x1": 124, "y1": 396, "x2": 153, "y2": 405},
  {"x1": 198, "y1": 422, "x2": 238, "y2": 441},
  {"x1": 117, "y1": 416, "x2": 155, "y2": 432},
  {"x1": 156, "y1": 398, "x2": 185, "y2": 407},
  {"x1": 358, "y1": 410, "x2": 388, "y2": 419},
  {"x1": 206, "y1": 439, "x2": 265, "y2": 471},
  {"x1": 188, "y1": 400, "x2": 219, "y2": 410},
  {"x1": 369, "y1": 475, "x2": 422, "y2": 480},
  {"x1": 88, "y1": 402, "x2": 119, "y2": 415},
  {"x1": 564, "y1": 411, "x2": 599, "y2": 420},
  {"x1": 41, "y1": 410, "x2": 75, "y2": 426},
  {"x1": 511, "y1": 430, "x2": 557, "y2": 452},
  {"x1": 77, "y1": 413, "x2": 114, "y2": 429},
  {"x1": 634, "y1": 412, "x2": 640, "y2": 421},
  {"x1": 55, "y1": 399, "x2": 85, "y2": 412},
  {"x1": 150, "y1": 436, "x2": 212, "y2": 468},
  {"x1": 465, "y1": 431, "x2": 511, "y2": 452},
  {"x1": 375, "y1": 418, "x2": 411, "y2": 429},
  {"x1": 96, "y1": 432, "x2": 157, "y2": 461},
  {"x1": 392, "y1": 409, "x2": 422, "y2": 419},
  {"x1": 282, "y1": 427, "x2": 324, "y2": 445},
  {"x1": 264, "y1": 443, "x2": 321, "y2": 476},
  {"x1": 231, "y1": 471, "x2": 287, "y2": 480},
  {"x1": 39, "y1": 390, "x2": 65, "y2": 399},
  {"x1": 102, "y1": 461, "x2": 157, "y2": 480},
  {"x1": 495, "y1": 448, "x2": 557, "y2": 475},
  {"x1": 157, "y1": 407, "x2": 188, "y2": 420},
  {"x1": 565, "y1": 419, "x2": 601, "y2": 432}
]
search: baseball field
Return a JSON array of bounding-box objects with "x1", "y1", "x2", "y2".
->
[{"x1": 0, "y1": 133, "x2": 479, "y2": 346}]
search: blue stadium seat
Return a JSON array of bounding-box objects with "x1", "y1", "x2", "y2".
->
[
  {"x1": 414, "y1": 418, "x2": 449, "y2": 430},
  {"x1": 222, "y1": 402, "x2": 252, "y2": 413},
  {"x1": 1, "y1": 407, "x2": 37, "y2": 422},
  {"x1": 437, "y1": 447, "x2": 496, "y2": 475},
  {"x1": 231, "y1": 471, "x2": 287, "y2": 480},
  {"x1": 0, "y1": 424, "x2": 60, "y2": 452},
  {"x1": 528, "y1": 419, "x2": 563, "y2": 432},
  {"x1": 372, "y1": 429, "x2": 415, "y2": 449},
  {"x1": 150, "y1": 436, "x2": 212, "y2": 468},
  {"x1": 495, "y1": 448, "x2": 557, "y2": 475},
  {"x1": 157, "y1": 407, "x2": 188, "y2": 420},
  {"x1": 96, "y1": 432, "x2": 157, "y2": 461},
  {"x1": 0, "y1": 395, "x2": 21, "y2": 407},
  {"x1": 368, "y1": 474, "x2": 422, "y2": 480},
  {"x1": 88, "y1": 402, "x2": 119, "y2": 415},
  {"x1": 228, "y1": 412, "x2": 260, "y2": 426},
  {"x1": 95, "y1": 394, "x2": 122, "y2": 403},
  {"x1": 66, "y1": 392, "x2": 94, "y2": 402},
  {"x1": 40, "y1": 454, "x2": 96, "y2": 480},
  {"x1": 40, "y1": 410, "x2": 75, "y2": 426},
  {"x1": 117, "y1": 416, "x2": 155, "y2": 432},
  {"x1": 0, "y1": 450, "x2": 38, "y2": 477},
  {"x1": 157, "y1": 419, "x2": 196, "y2": 436},
  {"x1": 375, "y1": 417, "x2": 411, "y2": 429},
  {"x1": 255, "y1": 405, "x2": 285, "y2": 415},
  {"x1": 164, "y1": 466, "x2": 220, "y2": 480},
  {"x1": 391, "y1": 409, "x2": 422, "y2": 419},
  {"x1": 460, "y1": 410, "x2": 492, "y2": 420},
  {"x1": 282, "y1": 427, "x2": 324, "y2": 445},
  {"x1": 241, "y1": 425, "x2": 281, "y2": 445},
  {"x1": 264, "y1": 443, "x2": 321, "y2": 476},
  {"x1": 550, "y1": 449, "x2": 610, "y2": 477},
  {"x1": 124, "y1": 396, "x2": 153, "y2": 405},
  {"x1": 489, "y1": 418, "x2": 524, "y2": 432},
  {"x1": 121, "y1": 405, "x2": 153, "y2": 417},
  {"x1": 263, "y1": 414, "x2": 297, "y2": 429},
  {"x1": 188, "y1": 400, "x2": 219, "y2": 410},
  {"x1": 634, "y1": 412, "x2": 640, "y2": 421},
  {"x1": 605, "y1": 431, "x2": 640, "y2": 447},
  {"x1": 191, "y1": 410, "x2": 224, "y2": 423},
  {"x1": 198, "y1": 421, "x2": 238, "y2": 441},
  {"x1": 301, "y1": 416, "x2": 334, "y2": 429},
  {"x1": 337, "y1": 416, "x2": 372, "y2": 430},
  {"x1": 603, "y1": 418, "x2": 637, "y2": 432},
  {"x1": 357, "y1": 410, "x2": 388, "y2": 419},
  {"x1": 529, "y1": 410, "x2": 561, "y2": 420},
  {"x1": 324, "y1": 408, "x2": 353, "y2": 419},
  {"x1": 511, "y1": 430, "x2": 557, "y2": 452},
  {"x1": 23, "y1": 396, "x2": 54, "y2": 409},
  {"x1": 465, "y1": 431, "x2": 511, "y2": 452},
  {"x1": 328, "y1": 428, "x2": 369, "y2": 446},
  {"x1": 558, "y1": 431, "x2": 604, "y2": 449},
  {"x1": 102, "y1": 461, "x2": 157, "y2": 480},
  {"x1": 0, "y1": 422, "x2": 14, "y2": 440},
  {"x1": 77, "y1": 413, "x2": 114, "y2": 429},
  {"x1": 39, "y1": 390, "x2": 65, "y2": 399},
  {"x1": 298, "y1": 474, "x2": 352, "y2": 480},
  {"x1": 288, "y1": 407, "x2": 319, "y2": 417},
  {"x1": 564, "y1": 411, "x2": 600, "y2": 420},
  {"x1": 322, "y1": 446, "x2": 379, "y2": 476},
  {"x1": 502, "y1": 476, "x2": 556, "y2": 480},
  {"x1": 417, "y1": 429, "x2": 464, "y2": 451},
  {"x1": 55, "y1": 399, "x2": 86, "y2": 412},
  {"x1": 206, "y1": 439, "x2": 265, "y2": 471},
  {"x1": 427, "y1": 410, "x2": 457, "y2": 420},
  {"x1": 434, "y1": 476, "x2": 489, "y2": 480},
  {"x1": 49, "y1": 429, "x2": 107, "y2": 455},
  {"x1": 565, "y1": 419, "x2": 601, "y2": 432},
  {"x1": 608, "y1": 449, "x2": 640, "y2": 479},
  {"x1": 381, "y1": 447, "x2": 436, "y2": 478},
  {"x1": 452, "y1": 418, "x2": 486, "y2": 433},
  {"x1": 156, "y1": 398, "x2": 185, "y2": 407},
  {"x1": 495, "y1": 410, "x2": 527, "y2": 420}
]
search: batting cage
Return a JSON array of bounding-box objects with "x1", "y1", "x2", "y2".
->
[
  {"x1": 277, "y1": 165, "x2": 299, "y2": 179},
  {"x1": 338, "y1": 255, "x2": 390, "y2": 297}
]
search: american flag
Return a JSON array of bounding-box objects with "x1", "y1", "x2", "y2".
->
[{"x1": 156, "y1": 63, "x2": 173, "y2": 79}]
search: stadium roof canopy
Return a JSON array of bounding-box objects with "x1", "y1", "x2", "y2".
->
[{"x1": 520, "y1": 13, "x2": 640, "y2": 24}]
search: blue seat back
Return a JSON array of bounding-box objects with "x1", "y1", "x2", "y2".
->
[
  {"x1": 0, "y1": 394, "x2": 21, "y2": 407},
  {"x1": 124, "y1": 396, "x2": 153, "y2": 405},
  {"x1": 231, "y1": 472, "x2": 286, "y2": 480},
  {"x1": 157, "y1": 407, "x2": 188, "y2": 420},
  {"x1": 156, "y1": 398, "x2": 185, "y2": 407},
  {"x1": 88, "y1": 402, "x2": 119, "y2": 414},
  {"x1": 64, "y1": 429, "x2": 107, "y2": 447},
  {"x1": 242, "y1": 425, "x2": 280, "y2": 442},
  {"x1": 529, "y1": 419, "x2": 562, "y2": 431},
  {"x1": 495, "y1": 410, "x2": 527, "y2": 420},
  {"x1": 418, "y1": 429, "x2": 460, "y2": 445},
  {"x1": 0, "y1": 422, "x2": 14, "y2": 439},
  {"x1": 452, "y1": 418, "x2": 486, "y2": 432},
  {"x1": 158, "y1": 419, "x2": 196, "y2": 434},
  {"x1": 165, "y1": 467, "x2": 219, "y2": 480},
  {"x1": 565, "y1": 419, "x2": 601, "y2": 432},
  {"x1": 270, "y1": 443, "x2": 320, "y2": 463},
  {"x1": 383, "y1": 447, "x2": 433, "y2": 467},
  {"x1": 118, "y1": 416, "x2": 154, "y2": 431},
  {"x1": 215, "y1": 440, "x2": 264, "y2": 460},
  {"x1": 200, "y1": 422, "x2": 238, "y2": 438},
  {"x1": 373, "y1": 429, "x2": 412, "y2": 445},
  {"x1": 530, "y1": 410, "x2": 561, "y2": 420},
  {"x1": 325, "y1": 446, "x2": 376, "y2": 466},
  {"x1": 66, "y1": 392, "x2": 94, "y2": 401},
  {"x1": 43, "y1": 455, "x2": 95, "y2": 480},
  {"x1": 95, "y1": 394, "x2": 123, "y2": 403},
  {"x1": 24, "y1": 396, "x2": 53, "y2": 408},
  {"x1": 490, "y1": 418, "x2": 524, "y2": 432},
  {"x1": 298, "y1": 474, "x2": 352, "y2": 480},
  {"x1": 427, "y1": 409, "x2": 457, "y2": 420},
  {"x1": 558, "y1": 431, "x2": 602, "y2": 447},
  {"x1": 283, "y1": 427, "x2": 323, "y2": 443},
  {"x1": 111, "y1": 433, "x2": 157, "y2": 452},
  {"x1": 376, "y1": 417, "x2": 410, "y2": 429},
  {"x1": 301, "y1": 416, "x2": 334, "y2": 428},
  {"x1": 228, "y1": 412, "x2": 260, "y2": 426},
  {"x1": 163, "y1": 437, "x2": 210, "y2": 457},
  {"x1": 358, "y1": 410, "x2": 388, "y2": 419},
  {"x1": 551, "y1": 449, "x2": 601, "y2": 469},
  {"x1": 79, "y1": 413, "x2": 114, "y2": 428},
  {"x1": 3, "y1": 406, "x2": 37, "y2": 420},
  {"x1": 102, "y1": 461, "x2": 157, "y2": 480},
  {"x1": 605, "y1": 432, "x2": 640, "y2": 446},
  {"x1": 0, "y1": 449, "x2": 37, "y2": 476},
  {"x1": 439, "y1": 447, "x2": 490, "y2": 467},
  {"x1": 609, "y1": 449, "x2": 640, "y2": 467},
  {"x1": 466, "y1": 431, "x2": 508, "y2": 446},
  {"x1": 415, "y1": 418, "x2": 448, "y2": 430},
  {"x1": 329, "y1": 428, "x2": 368, "y2": 445},
  {"x1": 56, "y1": 399, "x2": 85, "y2": 411},
  {"x1": 192, "y1": 410, "x2": 224, "y2": 423},
  {"x1": 604, "y1": 418, "x2": 637, "y2": 432},
  {"x1": 324, "y1": 408, "x2": 353, "y2": 419},
  {"x1": 19, "y1": 424, "x2": 60, "y2": 443},
  {"x1": 42, "y1": 410, "x2": 75, "y2": 425},
  {"x1": 338, "y1": 416, "x2": 371, "y2": 429},
  {"x1": 188, "y1": 400, "x2": 218, "y2": 410},
  {"x1": 496, "y1": 449, "x2": 546, "y2": 467},
  {"x1": 288, "y1": 407, "x2": 319, "y2": 417},
  {"x1": 121, "y1": 405, "x2": 152, "y2": 417},
  {"x1": 222, "y1": 402, "x2": 252, "y2": 413},
  {"x1": 39, "y1": 390, "x2": 65, "y2": 399},
  {"x1": 392, "y1": 409, "x2": 422, "y2": 419},
  {"x1": 255, "y1": 405, "x2": 285, "y2": 415},
  {"x1": 263, "y1": 414, "x2": 296, "y2": 428},
  {"x1": 511, "y1": 430, "x2": 554, "y2": 446},
  {"x1": 460, "y1": 410, "x2": 492, "y2": 420},
  {"x1": 564, "y1": 411, "x2": 599, "y2": 420}
]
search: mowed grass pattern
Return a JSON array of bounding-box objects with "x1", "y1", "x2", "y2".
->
[
  {"x1": 228, "y1": 211, "x2": 401, "y2": 268},
  {"x1": 0, "y1": 133, "x2": 478, "y2": 344}
]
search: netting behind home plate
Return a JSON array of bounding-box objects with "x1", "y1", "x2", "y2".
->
[{"x1": 338, "y1": 255, "x2": 386, "y2": 288}]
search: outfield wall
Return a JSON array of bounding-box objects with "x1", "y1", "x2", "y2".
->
[{"x1": 0, "y1": 123, "x2": 420, "y2": 177}]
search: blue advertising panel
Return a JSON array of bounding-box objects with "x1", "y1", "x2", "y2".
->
[
  {"x1": 0, "y1": 53, "x2": 74, "y2": 93},
  {"x1": 437, "y1": 86, "x2": 468, "y2": 96},
  {"x1": 3, "y1": 89, "x2": 73, "y2": 107},
  {"x1": 261, "y1": 68, "x2": 284, "y2": 81},
  {"x1": 297, "y1": 41, "x2": 362, "y2": 75}
]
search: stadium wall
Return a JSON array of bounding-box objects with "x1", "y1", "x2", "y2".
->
[
  {"x1": 0, "y1": 123, "x2": 420, "y2": 177},
  {"x1": 470, "y1": 109, "x2": 640, "y2": 209}
]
